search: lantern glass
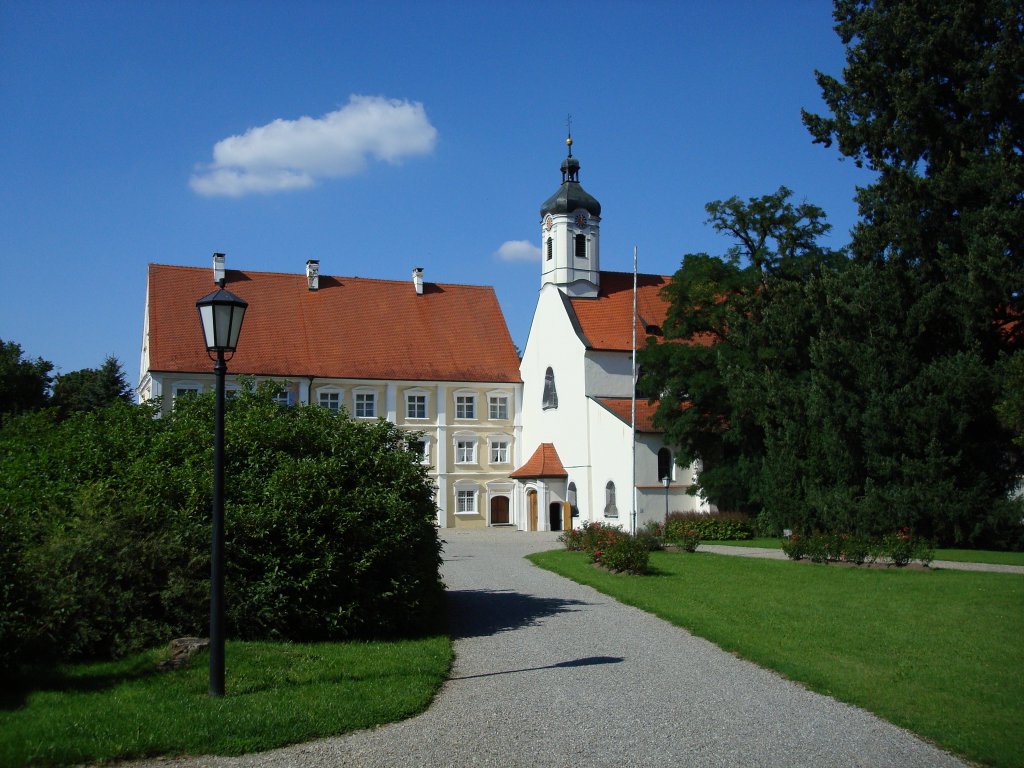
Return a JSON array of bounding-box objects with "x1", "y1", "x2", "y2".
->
[{"x1": 196, "y1": 288, "x2": 248, "y2": 352}]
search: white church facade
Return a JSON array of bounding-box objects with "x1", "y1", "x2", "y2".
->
[{"x1": 509, "y1": 136, "x2": 708, "y2": 532}]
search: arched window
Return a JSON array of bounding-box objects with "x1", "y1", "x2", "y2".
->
[
  {"x1": 604, "y1": 481, "x2": 618, "y2": 517},
  {"x1": 542, "y1": 367, "x2": 558, "y2": 409},
  {"x1": 546, "y1": 238, "x2": 553, "y2": 261},
  {"x1": 574, "y1": 233, "x2": 587, "y2": 258},
  {"x1": 658, "y1": 447, "x2": 672, "y2": 482}
]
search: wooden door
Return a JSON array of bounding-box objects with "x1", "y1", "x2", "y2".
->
[
  {"x1": 527, "y1": 490, "x2": 538, "y2": 532},
  {"x1": 490, "y1": 496, "x2": 510, "y2": 525}
]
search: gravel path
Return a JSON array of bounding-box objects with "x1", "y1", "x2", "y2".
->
[{"x1": 128, "y1": 528, "x2": 966, "y2": 768}]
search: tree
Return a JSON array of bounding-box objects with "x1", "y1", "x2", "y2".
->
[
  {"x1": 51, "y1": 356, "x2": 134, "y2": 416},
  {"x1": 0, "y1": 339, "x2": 52, "y2": 419},
  {"x1": 791, "y1": 0, "x2": 1024, "y2": 544},
  {"x1": 638, "y1": 187, "x2": 843, "y2": 514}
]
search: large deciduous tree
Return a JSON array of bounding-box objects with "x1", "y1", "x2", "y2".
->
[{"x1": 638, "y1": 187, "x2": 843, "y2": 515}]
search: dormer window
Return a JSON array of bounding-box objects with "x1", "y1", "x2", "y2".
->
[
  {"x1": 542, "y1": 367, "x2": 558, "y2": 410},
  {"x1": 575, "y1": 234, "x2": 587, "y2": 258}
]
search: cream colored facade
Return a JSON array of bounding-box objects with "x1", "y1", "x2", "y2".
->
[{"x1": 140, "y1": 370, "x2": 522, "y2": 528}]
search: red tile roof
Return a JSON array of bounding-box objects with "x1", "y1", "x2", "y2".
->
[
  {"x1": 510, "y1": 443, "x2": 568, "y2": 478},
  {"x1": 594, "y1": 397, "x2": 663, "y2": 433},
  {"x1": 147, "y1": 264, "x2": 521, "y2": 382},
  {"x1": 567, "y1": 271, "x2": 673, "y2": 351}
]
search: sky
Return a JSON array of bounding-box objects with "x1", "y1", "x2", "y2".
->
[{"x1": 0, "y1": 0, "x2": 875, "y2": 386}]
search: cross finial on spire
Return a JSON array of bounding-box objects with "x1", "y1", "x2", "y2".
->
[{"x1": 566, "y1": 114, "x2": 573, "y2": 157}]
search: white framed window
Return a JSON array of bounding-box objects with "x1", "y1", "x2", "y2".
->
[
  {"x1": 354, "y1": 390, "x2": 376, "y2": 418},
  {"x1": 454, "y1": 484, "x2": 478, "y2": 515},
  {"x1": 455, "y1": 393, "x2": 476, "y2": 420},
  {"x1": 408, "y1": 436, "x2": 431, "y2": 465},
  {"x1": 318, "y1": 389, "x2": 342, "y2": 414},
  {"x1": 455, "y1": 438, "x2": 477, "y2": 464},
  {"x1": 406, "y1": 391, "x2": 428, "y2": 419},
  {"x1": 488, "y1": 393, "x2": 509, "y2": 420},
  {"x1": 489, "y1": 439, "x2": 510, "y2": 465},
  {"x1": 172, "y1": 382, "x2": 201, "y2": 404}
]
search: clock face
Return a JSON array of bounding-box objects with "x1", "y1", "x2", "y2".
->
[
  {"x1": 543, "y1": 214, "x2": 554, "y2": 231},
  {"x1": 575, "y1": 212, "x2": 588, "y2": 228}
]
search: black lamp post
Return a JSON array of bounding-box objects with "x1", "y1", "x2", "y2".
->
[
  {"x1": 196, "y1": 281, "x2": 247, "y2": 697},
  {"x1": 662, "y1": 475, "x2": 670, "y2": 522}
]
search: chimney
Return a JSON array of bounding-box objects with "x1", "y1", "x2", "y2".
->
[
  {"x1": 412, "y1": 267, "x2": 424, "y2": 295},
  {"x1": 306, "y1": 259, "x2": 320, "y2": 291},
  {"x1": 212, "y1": 252, "x2": 226, "y2": 285}
]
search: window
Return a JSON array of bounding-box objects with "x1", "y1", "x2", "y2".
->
[
  {"x1": 658, "y1": 447, "x2": 673, "y2": 482},
  {"x1": 546, "y1": 238, "x2": 553, "y2": 261},
  {"x1": 318, "y1": 390, "x2": 341, "y2": 414},
  {"x1": 408, "y1": 437, "x2": 430, "y2": 465},
  {"x1": 567, "y1": 481, "x2": 579, "y2": 517},
  {"x1": 172, "y1": 383, "x2": 200, "y2": 404},
  {"x1": 355, "y1": 391, "x2": 376, "y2": 418},
  {"x1": 542, "y1": 367, "x2": 558, "y2": 409},
  {"x1": 272, "y1": 390, "x2": 293, "y2": 407},
  {"x1": 490, "y1": 440, "x2": 509, "y2": 464},
  {"x1": 605, "y1": 481, "x2": 618, "y2": 517},
  {"x1": 575, "y1": 233, "x2": 587, "y2": 258},
  {"x1": 456, "y1": 439, "x2": 477, "y2": 464},
  {"x1": 406, "y1": 393, "x2": 427, "y2": 419},
  {"x1": 456, "y1": 489, "x2": 477, "y2": 514},
  {"x1": 489, "y1": 394, "x2": 508, "y2": 420},
  {"x1": 456, "y1": 394, "x2": 476, "y2": 419}
]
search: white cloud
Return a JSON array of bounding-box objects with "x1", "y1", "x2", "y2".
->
[
  {"x1": 190, "y1": 95, "x2": 438, "y2": 197},
  {"x1": 495, "y1": 240, "x2": 541, "y2": 262}
]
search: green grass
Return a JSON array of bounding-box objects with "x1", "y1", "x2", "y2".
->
[
  {"x1": 701, "y1": 537, "x2": 782, "y2": 549},
  {"x1": 529, "y1": 549, "x2": 1024, "y2": 768},
  {"x1": 0, "y1": 637, "x2": 452, "y2": 767},
  {"x1": 702, "y1": 539, "x2": 1024, "y2": 565}
]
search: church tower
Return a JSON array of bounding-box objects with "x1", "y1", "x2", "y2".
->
[{"x1": 539, "y1": 135, "x2": 601, "y2": 298}]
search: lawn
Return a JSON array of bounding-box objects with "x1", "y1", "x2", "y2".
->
[
  {"x1": 701, "y1": 539, "x2": 1024, "y2": 566},
  {"x1": 528, "y1": 549, "x2": 1024, "y2": 768},
  {"x1": 0, "y1": 636, "x2": 452, "y2": 767}
]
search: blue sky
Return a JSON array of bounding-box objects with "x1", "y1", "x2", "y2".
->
[{"x1": 0, "y1": 0, "x2": 873, "y2": 384}]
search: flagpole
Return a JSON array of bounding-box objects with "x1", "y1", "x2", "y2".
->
[{"x1": 631, "y1": 245, "x2": 638, "y2": 536}]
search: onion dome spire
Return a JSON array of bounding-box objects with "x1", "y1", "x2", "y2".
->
[{"x1": 541, "y1": 133, "x2": 601, "y2": 217}]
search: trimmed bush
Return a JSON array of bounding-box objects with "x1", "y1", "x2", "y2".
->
[
  {"x1": 664, "y1": 511, "x2": 754, "y2": 541},
  {"x1": 781, "y1": 529, "x2": 934, "y2": 567},
  {"x1": 560, "y1": 521, "x2": 649, "y2": 574},
  {"x1": 598, "y1": 534, "x2": 650, "y2": 574}
]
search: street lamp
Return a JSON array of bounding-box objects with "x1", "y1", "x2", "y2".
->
[
  {"x1": 662, "y1": 475, "x2": 670, "y2": 522},
  {"x1": 196, "y1": 281, "x2": 247, "y2": 697}
]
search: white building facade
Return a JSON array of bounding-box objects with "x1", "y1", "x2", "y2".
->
[{"x1": 513, "y1": 138, "x2": 708, "y2": 532}]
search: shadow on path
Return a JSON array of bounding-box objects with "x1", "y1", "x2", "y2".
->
[
  {"x1": 447, "y1": 589, "x2": 591, "y2": 639},
  {"x1": 450, "y1": 655, "x2": 624, "y2": 680}
]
